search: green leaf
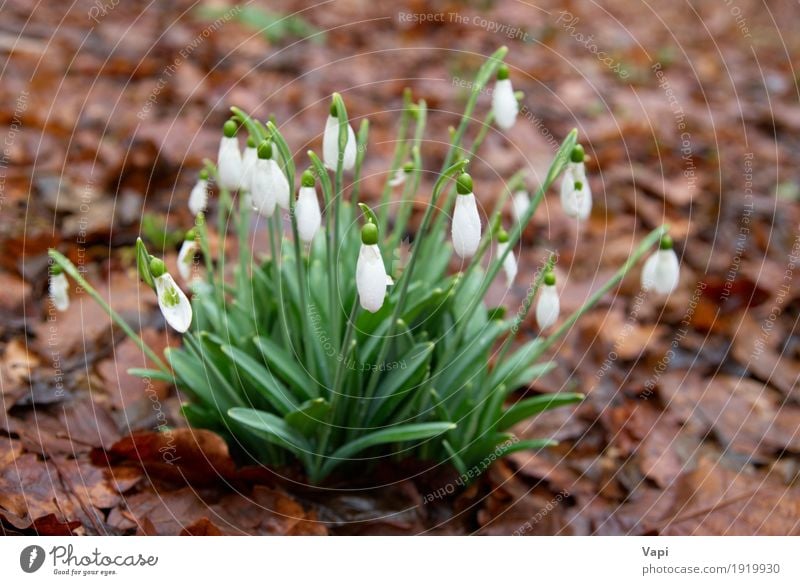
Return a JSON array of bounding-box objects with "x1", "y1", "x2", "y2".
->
[
  {"x1": 220, "y1": 344, "x2": 299, "y2": 415},
  {"x1": 253, "y1": 336, "x2": 319, "y2": 400},
  {"x1": 321, "y1": 422, "x2": 455, "y2": 476},
  {"x1": 166, "y1": 348, "x2": 215, "y2": 408},
  {"x1": 496, "y1": 438, "x2": 558, "y2": 457},
  {"x1": 488, "y1": 339, "x2": 547, "y2": 389},
  {"x1": 285, "y1": 398, "x2": 330, "y2": 437},
  {"x1": 368, "y1": 342, "x2": 435, "y2": 424},
  {"x1": 497, "y1": 393, "x2": 584, "y2": 431},
  {"x1": 127, "y1": 368, "x2": 175, "y2": 384},
  {"x1": 357, "y1": 202, "x2": 379, "y2": 227},
  {"x1": 228, "y1": 407, "x2": 312, "y2": 464}
]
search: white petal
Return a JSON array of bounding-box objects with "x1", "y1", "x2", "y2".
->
[
  {"x1": 177, "y1": 240, "x2": 198, "y2": 283},
  {"x1": 356, "y1": 244, "x2": 389, "y2": 312},
  {"x1": 270, "y1": 160, "x2": 291, "y2": 210},
  {"x1": 250, "y1": 159, "x2": 277, "y2": 217},
  {"x1": 323, "y1": 115, "x2": 357, "y2": 171},
  {"x1": 155, "y1": 273, "x2": 193, "y2": 333},
  {"x1": 492, "y1": 78, "x2": 518, "y2": 130},
  {"x1": 49, "y1": 272, "x2": 69, "y2": 312},
  {"x1": 217, "y1": 136, "x2": 243, "y2": 191},
  {"x1": 511, "y1": 190, "x2": 530, "y2": 224},
  {"x1": 498, "y1": 242, "x2": 517, "y2": 284},
  {"x1": 451, "y1": 193, "x2": 481, "y2": 258},
  {"x1": 642, "y1": 249, "x2": 679, "y2": 294},
  {"x1": 388, "y1": 169, "x2": 406, "y2": 187},
  {"x1": 536, "y1": 283, "x2": 560, "y2": 330},
  {"x1": 241, "y1": 146, "x2": 258, "y2": 192},
  {"x1": 560, "y1": 163, "x2": 592, "y2": 220},
  {"x1": 188, "y1": 179, "x2": 208, "y2": 216},
  {"x1": 296, "y1": 186, "x2": 322, "y2": 243}
]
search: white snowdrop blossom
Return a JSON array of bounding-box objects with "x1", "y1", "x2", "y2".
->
[
  {"x1": 511, "y1": 189, "x2": 530, "y2": 224},
  {"x1": 536, "y1": 276, "x2": 560, "y2": 331},
  {"x1": 153, "y1": 263, "x2": 192, "y2": 333},
  {"x1": 250, "y1": 141, "x2": 290, "y2": 216},
  {"x1": 188, "y1": 174, "x2": 209, "y2": 216},
  {"x1": 497, "y1": 232, "x2": 517, "y2": 284},
  {"x1": 356, "y1": 224, "x2": 391, "y2": 313},
  {"x1": 451, "y1": 173, "x2": 481, "y2": 258},
  {"x1": 560, "y1": 145, "x2": 591, "y2": 220},
  {"x1": 217, "y1": 121, "x2": 243, "y2": 191},
  {"x1": 642, "y1": 237, "x2": 680, "y2": 295},
  {"x1": 388, "y1": 169, "x2": 406, "y2": 187},
  {"x1": 492, "y1": 65, "x2": 518, "y2": 130},
  {"x1": 296, "y1": 171, "x2": 322, "y2": 243},
  {"x1": 177, "y1": 236, "x2": 199, "y2": 283},
  {"x1": 49, "y1": 271, "x2": 69, "y2": 312},
  {"x1": 323, "y1": 111, "x2": 356, "y2": 171}
]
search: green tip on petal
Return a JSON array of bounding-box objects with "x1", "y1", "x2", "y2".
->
[
  {"x1": 544, "y1": 271, "x2": 556, "y2": 286},
  {"x1": 199, "y1": 169, "x2": 209, "y2": 180},
  {"x1": 223, "y1": 119, "x2": 238, "y2": 138},
  {"x1": 301, "y1": 169, "x2": 316, "y2": 187},
  {"x1": 570, "y1": 144, "x2": 585, "y2": 163},
  {"x1": 497, "y1": 229, "x2": 509, "y2": 243},
  {"x1": 660, "y1": 234, "x2": 674, "y2": 250},
  {"x1": 361, "y1": 222, "x2": 378, "y2": 246},
  {"x1": 574, "y1": 181, "x2": 583, "y2": 191},
  {"x1": 456, "y1": 172, "x2": 473, "y2": 195},
  {"x1": 497, "y1": 64, "x2": 510, "y2": 80},
  {"x1": 257, "y1": 140, "x2": 273, "y2": 160},
  {"x1": 246, "y1": 136, "x2": 256, "y2": 148},
  {"x1": 149, "y1": 257, "x2": 167, "y2": 278}
]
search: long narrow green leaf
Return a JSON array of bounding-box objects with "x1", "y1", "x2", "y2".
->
[{"x1": 497, "y1": 392, "x2": 584, "y2": 431}]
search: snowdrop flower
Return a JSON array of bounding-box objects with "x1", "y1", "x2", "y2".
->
[
  {"x1": 296, "y1": 169, "x2": 322, "y2": 243},
  {"x1": 250, "y1": 141, "x2": 289, "y2": 217},
  {"x1": 188, "y1": 169, "x2": 209, "y2": 216},
  {"x1": 356, "y1": 223, "x2": 392, "y2": 313},
  {"x1": 511, "y1": 189, "x2": 530, "y2": 224},
  {"x1": 151, "y1": 258, "x2": 192, "y2": 333},
  {"x1": 496, "y1": 228, "x2": 517, "y2": 284},
  {"x1": 536, "y1": 271, "x2": 560, "y2": 331},
  {"x1": 49, "y1": 265, "x2": 69, "y2": 312},
  {"x1": 323, "y1": 98, "x2": 356, "y2": 171},
  {"x1": 642, "y1": 235, "x2": 680, "y2": 295},
  {"x1": 451, "y1": 172, "x2": 481, "y2": 258},
  {"x1": 560, "y1": 145, "x2": 592, "y2": 220},
  {"x1": 217, "y1": 120, "x2": 243, "y2": 191},
  {"x1": 241, "y1": 136, "x2": 258, "y2": 192},
  {"x1": 177, "y1": 229, "x2": 199, "y2": 283},
  {"x1": 492, "y1": 64, "x2": 518, "y2": 130}
]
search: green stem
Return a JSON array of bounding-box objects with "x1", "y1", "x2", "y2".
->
[{"x1": 48, "y1": 250, "x2": 170, "y2": 373}]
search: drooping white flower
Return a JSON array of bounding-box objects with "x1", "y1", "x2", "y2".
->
[
  {"x1": 177, "y1": 234, "x2": 199, "y2": 283},
  {"x1": 241, "y1": 139, "x2": 258, "y2": 192},
  {"x1": 188, "y1": 172, "x2": 209, "y2": 216},
  {"x1": 296, "y1": 170, "x2": 321, "y2": 243},
  {"x1": 250, "y1": 141, "x2": 290, "y2": 216},
  {"x1": 356, "y1": 223, "x2": 391, "y2": 313},
  {"x1": 642, "y1": 236, "x2": 680, "y2": 295},
  {"x1": 388, "y1": 169, "x2": 406, "y2": 187},
  {"x1": 497, "y1": 230, "x2": 517, "y2": 284},
  {"x1": 323, "y1": 100, "x2": 356, "y2": 171},
  {"x1": 536, "y1": 274, "x2": 560, "y2": 331},
  {"x1": 492, "y1": 65, "x2": 518, "y2": 130},
  {"x1": 217, "y1": 120, "x2": 243, "y2": 191},
  {"x1": 49, "y1": 270, "x2": 69, "y2": 312},
  {"x1": 511, "y1": 189, "x2": 530, "y2": 224},
  {"x1": 560, "y1": 145, "x2": 591, "y2": 220},
  {"x1": 451, "y1": 173, "x2": 481, "y2": 258},
  {"x1": 152, "y1": 259, "x2": 192, "y2": 333}
]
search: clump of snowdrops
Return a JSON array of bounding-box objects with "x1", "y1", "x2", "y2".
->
[{"x1": 49, "y1": 47, "x2": 679, "y2": 484}]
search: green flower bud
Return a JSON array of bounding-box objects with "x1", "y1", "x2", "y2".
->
[
  {"x1": 403, "y1": 161, "x2": 415, "y2": 173},
  {"x1": 257, "y1": 140, "x2": 273, "y2": 160},
  {"x1": 456, "y1": 172, "x2": 473, "y2": 195},
  {"x1": 361, "y1": 222, "x2": 378, "y2": 246},
  {"x1": 570, "y1": 144, "x2": 585, "y2": 163},
  {"x1": 246, "y1": 136, "x2": 256, "y2": 148},
  {"x1": 223, "y1": 119, "x2": 238, "y2": 138},
  {"x1": 149, "y1": 257, "x2": 167, "y2": 278},
  {"x1": 497, "y1": 64, "x2": 510, "y2": 80},
  {"x1": 659, "y1": 234, "x2": 674, "y2": 250},
  {"x1": 544, "y1": 270, "x2": 556, "y2": 286},
  {"x1": 199, "y1": 168, "x2": 209, "y2": 181},
  {"x1": 497, "y1": 229, "x2": 509, "y2": 243},
  {"x1": 301, "y1": 169, "x2": 316, "y2": 187},
  {"x1": 50, "y1": 263, "x2": 64, "y2": 275},
  {"x1": 184, "y1": 228, "x2": 197, "y2": 241}
]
